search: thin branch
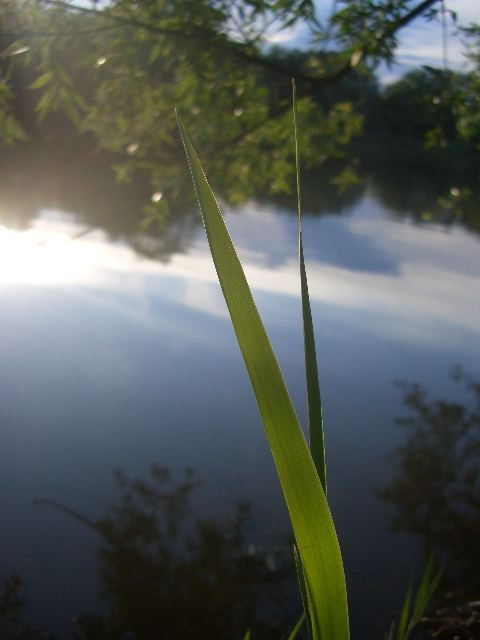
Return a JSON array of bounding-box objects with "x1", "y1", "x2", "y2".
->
[
  {"x1": 33, "y1": 498, "x2": 119, "y2": 547},
  {"x1": 386, "y1": 0, "x2": 441, "y2": 34},
  {"x1": 37, "y1": 0, "x2": 203, "y2": 39},
  {"x1": 33, "y1": 498, "x2": 99, "y2": 532}
]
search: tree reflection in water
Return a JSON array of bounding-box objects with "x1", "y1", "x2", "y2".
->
[
  {"x1": 380, "y1": 367, "x2": 480, "y2": 639},
  {"x1": 34, "y1": 465, "x2": 293, "y2": 640},
  {"x1": 0, "y1": 573, "x2": 51, "y2": 640}
]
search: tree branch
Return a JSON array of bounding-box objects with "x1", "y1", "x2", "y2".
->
[
  {"x1": 34, "y1": 0, "x2": 443, "y2": 91},
  {"x1": 0, "y1": 24, "x2": 122, "y2": 39},
  {"x1": 33, "y1": 498, "x2": 99, "y2": 532},
  {"x1": 33, "y1": 498, "x2": 119, "y2": 546},
  {"x1": 387, "y1": 0, "x2": 441, "y2": 34}
]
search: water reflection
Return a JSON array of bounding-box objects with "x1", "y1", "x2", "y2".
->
[
  {"x1": 379, "y1": 368, "x2": 480, "y2": 638},
  {"x1": 0, "y1": 141, "x2": 199, "y2": 262},
  {"x1": 0, "y1": 573, "x2": 49, "y2": 639},
  {"x1": 358, "y1": 136, "x2": 480, "y2": 234},
  {"x1": 1, "y1": 203, "x2": 478, "y2": 348},
  {"x1": 1, "y1": 147, "x2": 480, "y2": 639},
  {"x1": 9, "y1": 467, "x2": 295, "y2": 640},
  {"x1": 1, "y1": 135, "x2": 480, "y2": 272}
]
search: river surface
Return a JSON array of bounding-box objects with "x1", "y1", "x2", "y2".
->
[{"x1": 1, "y1": 154, "x2": 479, "y2": 638}]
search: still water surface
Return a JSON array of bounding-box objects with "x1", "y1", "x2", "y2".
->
[{"x1": 1, "y1": 162, "x2": 479, "y2": 638}]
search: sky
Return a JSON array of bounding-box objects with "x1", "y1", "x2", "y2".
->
[
  {"x1": 380, "y1": 0, "x2": 480, "y2": 82},
  {"x1": 264, "y1": 0, "x2": 480, "y2": 83}
]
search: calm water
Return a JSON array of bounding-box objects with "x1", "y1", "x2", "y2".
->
[{"x1": 1, "y1": 153, "x2": 479, "y2": 638}]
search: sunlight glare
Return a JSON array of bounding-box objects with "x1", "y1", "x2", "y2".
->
[{"x1": 0, "y1": 212, "x2": 96, "y2": 286}]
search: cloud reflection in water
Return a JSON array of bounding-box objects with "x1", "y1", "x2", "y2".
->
[{"x1": 1, "y1": 202, "x2": 478, "y2": 350}]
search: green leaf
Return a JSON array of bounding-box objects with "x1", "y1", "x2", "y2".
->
[
  {"x1": 177, "y1": 114, "x2": 349, "y2": 640},
  {"x1": 243, "y1": 631, "x2": 251, "y2": 640},
  {"x1": 30, "y1": 71, "x2": 53, "y2": 90},
  {"x1": 36, "y1": 88, "x2": 56, "y2": 121},
  {"x1": 292, "y1": 79, "x2": 326, "y2": 493}
]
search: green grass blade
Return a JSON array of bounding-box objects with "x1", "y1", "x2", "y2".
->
[
  {"x1": 385, "y1": 622, "x2": 396, "y2": 640},
  {"x1": 177, "y1": 114, "x2": 349, "y2": 640},
  {"x1": 294, "y1": 544, "x2": 313, "y2": 640},
  {"x1": 386, "y1": 556, "x2": 442, "y2": 640},
  {"x1": 243, "y1": 631, "x2": 251, "y2": 640},
  {"x1": 411, "y1": 555, "x2": 442, "y2": 626},
  {"x1": 395, "y1": 586, "x2": 412, "y2": 640},
  {"x1": 286, "y1": 612, "x2": 306, "y2": 640},
  {"x1": 292, "y1": 80, "x2": 326, "y2": 493}
]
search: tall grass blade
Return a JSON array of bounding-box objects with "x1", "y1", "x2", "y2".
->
[
  {"x1": 395, "y1": 586, "x2": 412, "y2": 640},
  {"x1": 292, "y1": 80, "x2": 326, "y2": 493},
  {"x1": 294, "y1": 544, "x2": 313, "y2": 640},
  {"x1": 292, "y1": 80, "x2": 325, "y2": 636},
  {"x1": 286, "y1": 612, "x2": 306, "y2": 640},
  {"x1": 177, "y1": 114, "x2": 349, "y2": 640},
  {"x1": 386, "y1": 556, "x2": 442, "y2": 640},
  {"x1": 385, "y1": 622, "x2": 396, "y2": 640},
  {"x1": 411, "y1": 555, "x2": 442, "y2": 627}
]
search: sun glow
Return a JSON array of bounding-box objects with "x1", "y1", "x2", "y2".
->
[{"x1": 0, "y1": 211, "x2": 98, "y2": 286}]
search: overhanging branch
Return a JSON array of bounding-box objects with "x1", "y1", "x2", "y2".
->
[{"x1": 33, "y1": 0, "x2": 443, "y2": 91}]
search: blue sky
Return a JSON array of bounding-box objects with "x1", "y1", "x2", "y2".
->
[{"x1": 380, "y1": 0, "x2": 480, "y2": 82}]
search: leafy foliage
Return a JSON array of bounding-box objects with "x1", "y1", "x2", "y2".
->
[
  {"x1": 0, "y1": 80, "x2": 27, "y2": 147},
  {"x1": 376, "y1": 68, "x2": 466, "y2": 147},
  {"x1": 0, "y1": 0, "x2": 454, "y2": 209},
  {"x1": 455, "y1": 25, "x2": 480, "y2": 148}
]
